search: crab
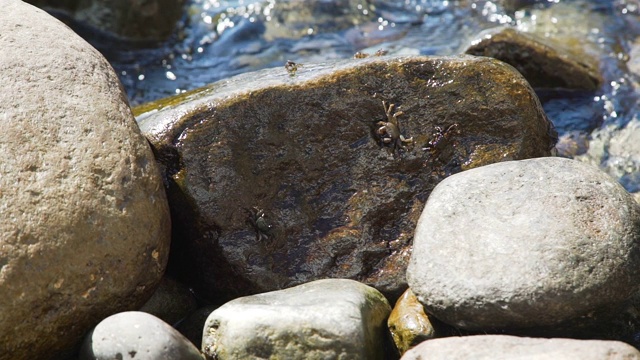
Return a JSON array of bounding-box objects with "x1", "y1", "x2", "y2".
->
[
  {"x1": 377, "y1": 100, "x2": 413, "y2": 153},
  {"x1": 423, "y1": 124, "x2": 461, "y2": 165},
  {"x1": 247, "y1": 207, "x2": 273, "y2": 241},
  {"x1": 285, "y1": 60, "x2": 302, "y2": 76}
]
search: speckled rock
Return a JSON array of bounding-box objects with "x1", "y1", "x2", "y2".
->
[
  {"x1": 136, "y1": 54, "x2": 555, "y2": 305},
  {"x1": 407, "y1": 157, "x2": 640, "y2": 330},
  {"x1": 79, "y1": 311, "x2": 203, "y2": 360},
  {"x1": 465, "y1": 27, "x2": 601, "y2": 90},
  {"x1": 388, "y1": 288, "x2": 435, "y2": 356},
  {"x1": 400, "y1": 335, "x2": 640, "y2": 360},
  {"x1": 0, "y1": 1, "x2": 171, "y2": 359},
  {"x1": 139, "y1": 276, "x2": 198, "y2": 326},
  {"x1": 202, "y1": 279, "x2": 391, "y2": 360}
]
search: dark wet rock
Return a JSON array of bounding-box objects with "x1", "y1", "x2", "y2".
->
[
  {"x1": 388, "y1": 288, "x2": 435, "y2": 356},
  {"x1": 79, "y1": 311, "x2": 203, "y2": 360},
  {"x1": 0, "y1": 1, "x2": 171, "y2": 359},
  {"x1": 264, "y1": 0, "x2": 375, "y2": 41},
  {"x1": 139, "y1": 276, "x2": 198, "y2": 326},
  {"x1": 408, "y1": 157, "x2": 640, "y2": 331},
  {"x1": 136, "y1": 54, "x2": 555, "y2": 304},
  {"x1": 25, "y1": 0, "x2": 184, "y2": 42},
  {"x1": 400, "y1": 335, "x2": 640, "y2": 360},
  {"x1": 465, "y1": 27, "x2": 601, "y2": 90},
  {"x1": 202, "y1": 279, "x2": 391, "y2": 360}
]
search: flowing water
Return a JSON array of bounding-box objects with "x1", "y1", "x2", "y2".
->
[{"x1": 89, "y1": 0, "x2": 640, "y2": 191}]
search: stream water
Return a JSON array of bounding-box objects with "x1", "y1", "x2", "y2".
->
[{"x1": 87, "y1": 0, "x2": 640, "y2": 192}]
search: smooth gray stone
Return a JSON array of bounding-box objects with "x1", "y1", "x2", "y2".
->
[
  {"x1": 202, "y1": 279, "x2": 391, "y2": 360},
  {"x1": 407, "y1": 157, "x2": 640, "y2": 330},
  {"x1": 80, "y1": 311, "x2": 203, "y2": 360},
  {"x1": 400, "y1": 335, "x2": 640, "y2": 360}
]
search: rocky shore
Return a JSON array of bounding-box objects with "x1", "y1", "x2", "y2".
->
[{"x1": 3, "y1": 1, "x2": 640, "y2": 359}]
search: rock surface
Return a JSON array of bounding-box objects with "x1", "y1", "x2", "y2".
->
[
  {"x1": 0, "y1": 1, "x2": 171, "y2": 358},
  {"x1": 388, "y1": 288, "x2": 435, "y2": 355},
  {"x1": 202, "y1": 279, "x2": 391, "y2": 360},
  {"x1": 465, "y1": 27, "x2": 601, "y2": 90},
  {"x1": 137, "y1": 54, "x2": 556, "y2": 304},
  {"x1": 407, "y1": 157, "x2": 640, "y2": 330},
  {"x1": 79, "y1": 311, "x2": 203, "y2": 360},
  {"x1": 400, "y1": 335, "x2": 640, "y2": 360}
]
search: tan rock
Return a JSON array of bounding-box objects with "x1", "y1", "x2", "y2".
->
[
  {"x1": 388, "y1": 288, "x2": 435, "y2": 355},
  {"x1": 0, "y1": 1, "x2": 171, "y2": 358}
]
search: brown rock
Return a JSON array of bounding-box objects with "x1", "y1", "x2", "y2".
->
[
  {"x1": 0, "y1": 1, "x2": 171, "y2": 358},
  {"x1": 25, "y1": 0, "x2": 184, "y2": 42},
  {"x1": 137, "y1": 54, "x2": 555, "y2": 304},
  {"x1": 388, "y1": 288, "x2": 435, "y2": 356},
  {"x1": 465, "y1": 27, "x2": 601, "y2": 90}
]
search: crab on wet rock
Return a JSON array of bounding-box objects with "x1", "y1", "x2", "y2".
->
[
  {"x1": 423, "y1": 123, "x2": 461, "y2": 165},
  {"x1": 377, "y1": 100, "x2": 413, "y2": 153},
  {"x1": 247, "y1": 207, "x2": 273, "y2": 241}
]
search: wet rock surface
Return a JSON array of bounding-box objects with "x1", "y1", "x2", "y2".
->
[
  {"x1": 137, "y1": 55, "x2": 555, "y2": 304},
  {"x1": 400, "y1": 335, "x2": 640, "y2": 360},
  {"x1": 408, "y1": 157, "x2": 640, "y2": 331},
  {"x1": 202, "y1": 279, "x2": 391, "y2": 360},
  {"x1": 388, "y1": 288, "x2": 435, "y2": 356},
  {"x1": 0, "y1": 1, "x2": 171, "y2": 358},
  {"x1": 465, "y1": 27, "x2": 601, "y2": 90},
  {"x1": 80, "y1": 311, "x2": 203, "y2": 360}
]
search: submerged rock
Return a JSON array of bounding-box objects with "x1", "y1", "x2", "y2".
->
[
  {"x1": 465, "y1": 27, "x2": 601, "y2": 90},
  {"x1": 202, "y1": 279, "x2": 391, "y2": 360},
  {"x1": 25, "y1": 0, "x2": 184, "y2": 42},
  {"x1": 137, "y1": 54, "x2": 555, "y2": 304},
  {"x1": 400, "y1": 335, "x2": 640, "y2": 360},
  {"x1": 0, "y1": 1, "x2": 171, "y2": 359},
  {"x1": 408, "y1": 157, "x2": 640, "y2": 330}
]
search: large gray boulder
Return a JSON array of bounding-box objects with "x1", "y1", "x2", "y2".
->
[
  {"x1": 400, "y1": 335, "x2": 640, "y2": 360},
  {"x1": 407, "y1": 157, "x2": 640, "y2": 330},
  {"x1": 0, "y1": 1, "x2": 171, "y2": 358},
  {"x1": 136, "y1": 54, "x2": 556, "y2": 305},
  {"x1": 202, "y1": 279, "x2": 391, "y2": 360}
]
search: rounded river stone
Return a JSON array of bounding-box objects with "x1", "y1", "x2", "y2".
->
[
  {"x1": 400, "y1": 335, "x2": 640, "y2": 360},
  {"x1": 80, "y1": 311, "x2": 203, "y2": 360},
  {"x1": 0, "y1": 1, "x2": 171, "y2": 358},
  {"x1": 202, "y1": 279, "x2": 391, "y2": 360},
  {"x1": 407, "y1": 157, "x2": 640, "y2": 330}
]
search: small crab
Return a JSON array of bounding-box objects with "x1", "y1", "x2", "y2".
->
[
  {"x1": 354, "y1": 49, "x2": 388, "y2": 59},
  {"x1": 423, "y1": 124, "x2": 461, "y2": 165},
  {"x1": 285, "y1": 60, "x2": 302, "y2": 76},
  {"x1": 247, "y1": 207, "x2": 274, "y2": 241},
  {"x1": 377, "y1": 100, "x2": 413, "y2": 153},
  {"x1": 374, "y1": 49, "x2": 388, "y2": 56}
]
